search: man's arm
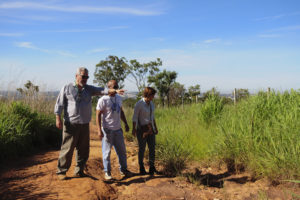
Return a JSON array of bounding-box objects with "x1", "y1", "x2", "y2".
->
[
  {"x1": 96, "y1": 110, "x2": 104, "y2": 140},
  {"x1": 120, "y1": 107, "x2": 129, "y2": 132},
  {"x1": 153, "y1": 119, "x2": 158, "y2": 135},
  {"x1": 132, "y1": 122, "x2": 137, "y2": 137},
  {"x1": 93, "y1": 86, "x2": 125, "y2": 96},
  {"x1": 56, "y1": 114, "x2": 62, "y2": 129},
  {"x1": 131, "y1": 102, "x2": 140, "y2": 137},
  {"x1": 54, "y1": 86, "x2": 65, "y2": 130}
]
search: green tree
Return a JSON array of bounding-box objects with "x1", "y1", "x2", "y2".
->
[
  {"x1": 188, "y1": 84, "x2": 201, "y2": 103},
  {"x1": 94, "y1": 55, "x2": 129, "y2": 88},
  {"x1": 234, "y1": 88, "x2": 250, "y2": 101},
  {"x1": 168, "y1": 82, "x2": 186, "y2": 106},
  {"x1": 148, "y1": 70, "x2": 177, "y2": 107},
  {"x1": 128, "y1": 58, "x2": 161, "y2": 95},
  {"x1": 17, "y1": 80, "x2": 39, "y2": 96}
]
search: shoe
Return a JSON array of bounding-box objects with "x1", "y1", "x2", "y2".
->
[
  {"x1": 120, "y1": 169, "x2": 132, "y2": 177},
  {"x1": 105, "y1": 172, "x2": 112, "y2": 180},
  {"x1": 57, "y1": 173, "x2": 67, "y2": 180},
  {"x1": 149, "y1": 167, "x2": 160, "y2": 175},
  {"x1": 139, "y1": 166, "x2": 147, "y2": 175},
  {"x1": 74, "y1": 171, "x2": 87, "y2": 177}
]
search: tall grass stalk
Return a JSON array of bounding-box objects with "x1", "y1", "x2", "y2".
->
[
  {"x1": 123, "y1": 90, "x2": 300, "y2": 180},
  {"x1": 0, "y1": 96, "x2": 60, "y2": 163},
  {"x1": 214, "y1": 90, "x2": 300, "y2": 179}
]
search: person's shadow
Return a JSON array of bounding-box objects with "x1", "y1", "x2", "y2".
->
[
  {"x1": 67, "y1": 173, "x2": 99, "y2": 180},
  {"x1": 183, "y1": 168, "x2": 254, "y2": 188},
  {"x1": 105, "y1": 172, "x2": 168, "y2": 186}
]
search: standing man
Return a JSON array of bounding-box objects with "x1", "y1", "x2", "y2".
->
[
  {"x1": 96, "y1": 80, "x2": 131, "y2": 180},
  {"x1": 132, "y1": 87, "x2": 159, "y2": 175},
  {"x1": 54, "y1": 67, "x2": 124, "y2": 180}
]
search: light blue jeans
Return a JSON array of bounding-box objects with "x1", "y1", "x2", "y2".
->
[{"x1": 102, "y1": 128, "x2": 127, "y2": 173}]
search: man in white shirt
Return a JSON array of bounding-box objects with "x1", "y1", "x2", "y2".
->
[{"x1": 96, "y1": 80, "x2": 130, "y2": 180}]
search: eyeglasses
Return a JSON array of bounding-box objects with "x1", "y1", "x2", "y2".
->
[{"x1": 80, "y1": 75, "x2": 89, "y2": 79}]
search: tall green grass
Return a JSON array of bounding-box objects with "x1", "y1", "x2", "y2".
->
[
  {"x1": 0, "y1": 101, "x2": 60, "y2": 163},
  {"x1": 124, "y1": 90, "x2": 300, "y2": 180},
  {"x1": 215, "y1": 90, "x2": 300, "y2": 179}
]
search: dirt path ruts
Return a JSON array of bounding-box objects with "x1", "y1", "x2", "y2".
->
[{"x1": 0, "y1": 123, "x2": 299, "y2": 200}]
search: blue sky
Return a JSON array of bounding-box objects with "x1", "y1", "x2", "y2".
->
[{"x1": 0, "y1": 0, "x2": 300, "y2": 93}]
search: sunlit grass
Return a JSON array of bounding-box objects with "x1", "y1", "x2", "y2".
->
[{"x1": 123, "y1": 89, "x2": 300, "y2": 180}]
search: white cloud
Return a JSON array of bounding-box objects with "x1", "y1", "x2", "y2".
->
[
  {"x1": 15, "y1": 41, "x2": 76, "y2": 57},
  {"x1": 15, "y1": 41, "x2": 36, "y2": 49},
  {"x1": 149, "y1": 37, "x2": 165, "y2": 42},
  {"x1": 56, "y1": 51, "x2": 76, "y2": 57},
  {"x1": 255, "y1": 12, "x2": 300, "y2": 21},
  {"x1": 0, "y1": 32, "x2": 23, "y2": 37},
  {"x1": 0, "y1": 2, "x2": 163, "y2": 16},
  {"x1": 43, "y1": 26, "x2": 129, "y2": 33},
  {"x1": 203, "y1": 38, "x2": 221, "y2": 44},
  {"x1": 255, "y1": 14, "x2": 286, "y2": 21},
  {"x1": 87, "y1": 48, "x2": 110, "y2": 54},
  {"x1": 258, "y1": 34, "x2": 281, "y2": 38},
  {"x1": 271, "y1": 25, "x2": 300, "y2": 32}
]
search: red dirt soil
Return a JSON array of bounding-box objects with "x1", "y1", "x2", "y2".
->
[{"x1": 0, "y1": 123, "x2": 299, "y2": 200}]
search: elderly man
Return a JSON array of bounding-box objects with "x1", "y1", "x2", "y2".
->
[
  {"x1": 96, "y1": 80, "x2": 131, "y2": 180},
  {"x1": 54, "y1": 67, "x2": 124, "y2": 180}
]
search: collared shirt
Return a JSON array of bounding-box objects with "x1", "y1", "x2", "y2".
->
[
  {"x1": 132, "y1": 98, "x2": 155, "y2": 128},
  {"x1": 54, "y1": 83, "x2": 104, "y2": 124},
  {"x1": 96, "y1": 94, "x2": 122, "y2": 130}
]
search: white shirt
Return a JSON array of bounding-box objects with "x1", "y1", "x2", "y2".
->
[
  {"x1": 132, "y1": 98, "x2": 155, "y2": 129},
  {"x1": 96, "y1": 94, "x2": 122, "y2": 130}
]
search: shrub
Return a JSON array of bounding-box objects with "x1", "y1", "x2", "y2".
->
[
  {"x1": 156, "y1": 133, "x2": 193, "y2": 176},
  {"x1": 0, "y1": 101, "x2": 60, "y2": 163},
  {"x1": 199, "y1": 94, "x2": 224, "y2": 125}
]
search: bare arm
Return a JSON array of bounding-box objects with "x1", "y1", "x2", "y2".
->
[
  {"x1": 56, "y1": 114, "x2": 62, "y2": 129},
  {"x1": 121, "y1": 107, "x2": 129, "y2": 132},
  {"x1": 94, "y1": 88, "x2": 125, "y2": 96},
  {"x1": 96, "y1": 110, "x2": 104, "y2": 140}
]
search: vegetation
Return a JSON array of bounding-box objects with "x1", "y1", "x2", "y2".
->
[
  {"x1": 94, "y1": 55, "x2": 129, "y2": 88},
  {"x1": 0, "y1": 101, "x2": 60, "y2": 163},
  {"x1": 2, "y1": 56, "x2": 299, "y2": 185},
  {"x1": 0, "y1": 81, "x2": 60, "y2": 164},
  {"x1": 124, "y1": 89, "x2": 300, "y2": 181},
  {"x1": 148, "y1": 69, "x2": 178, "y2": 107},
  {"x1": 128, "y1": 58, "x2": 161, "y2": 96},
  {"x1": 215, "y1": 90, "x2": 300, "y2": 179}
]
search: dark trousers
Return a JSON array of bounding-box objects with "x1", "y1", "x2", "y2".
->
[
  {"x1": 136, "y1": 129, "x2": 156, "y2": 169},
  {"x1": 57, "y1": 122, "x2": 90, "y2": 174}
]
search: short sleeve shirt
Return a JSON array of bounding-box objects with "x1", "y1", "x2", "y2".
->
[{"x1": 96, "y1": 95, "x2": 122, "y2": 130}]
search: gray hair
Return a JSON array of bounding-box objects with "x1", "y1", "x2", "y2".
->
[{"x1": 76, "y1": 67, "x2": 88, "y2": 75}]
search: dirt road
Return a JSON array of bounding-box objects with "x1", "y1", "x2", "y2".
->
[{"x1": 0, "y1": 124, "x2": 299, "y2": 200}]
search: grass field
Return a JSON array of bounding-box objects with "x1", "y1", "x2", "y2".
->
[
  {"x1": 123, "y1": 90, "x2": 300, "y2": 180},
  {"x1": 1, "y1": 89, "x2": 299, "y2": 181}
]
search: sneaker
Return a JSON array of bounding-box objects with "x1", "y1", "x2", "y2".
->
[
  {"x1": 74, "y1": 171, "x2": 87, "y2": 177},
  {"x1": 57, "y1": 173, "x2": 67, "y2": 180},
  {"x1": 120, "y1": 169, "x2": 132, "y2": 177},
  {"x1": 105, "y1": 172, "x2": 112, "y2": 180}
]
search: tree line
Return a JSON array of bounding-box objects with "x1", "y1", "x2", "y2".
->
[{"x1": 93, "y1": 55, "x2": 250, "y2": 107}]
